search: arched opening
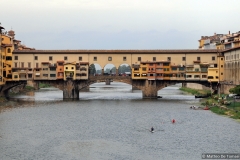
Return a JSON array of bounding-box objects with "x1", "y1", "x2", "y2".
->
[
  {"x1": 118, "y1": 63, "x2": 131, "y2": 76},
  {"x1": 103, "y1": 63, "x2": 116, "y2": 75},
  {"x1": 89, "y1": 63, "x2": 102, "y2": 76}
]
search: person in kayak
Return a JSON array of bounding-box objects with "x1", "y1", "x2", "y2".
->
[{"x1": 151, "y1": 127, "x2": 154, "y2": 132}]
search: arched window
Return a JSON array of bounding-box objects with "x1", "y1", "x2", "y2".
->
[{"x1": 7, "y1": 48, "x2": 11, "y2": 53}]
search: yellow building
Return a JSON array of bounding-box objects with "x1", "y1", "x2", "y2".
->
[
  {"x1": 207, "y1": 52, "x2": 224, "y2": 83},
  {"x1": 198, "y1": 39, "x2": 205, "y2": 49},
  {"x1": 64, "y1": 62, "x2": 76, "y2": 80},
  {"x1": 0, "y1": 25, "x2": 4, "y2": 85},
  {"x1": 131, "y1": 63, "x2": 141, "y2": 79},
  {"x1": 131, "y1": 63, "x2": 148, "y2": 80},
  {"x1": 1, "y1": 33, "x2": 16, "y2": 82}
]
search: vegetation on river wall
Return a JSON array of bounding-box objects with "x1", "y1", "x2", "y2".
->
[
  {"x1": 180, "y1": 87, "x2": 240, "y2": 120},
  {"x1": 39, "y1": 83, "x2": 52, "y2": 88},
  {"x1": 179, "y1": 87, "x2": 211, "y2": 96}
]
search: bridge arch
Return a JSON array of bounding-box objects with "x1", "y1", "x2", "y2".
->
[{"x1": 0, "y1": 81, "x2": 27, "y2": 99}]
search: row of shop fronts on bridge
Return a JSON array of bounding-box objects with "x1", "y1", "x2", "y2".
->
[{"x1": 1, "y1": 24, "x2": 240, "y2": 92}]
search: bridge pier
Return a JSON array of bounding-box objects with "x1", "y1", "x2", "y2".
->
[
  {"x1": 63, "y1": 78, "x2": 79, "y2": 100},
  {"x1": 3, "y1": 89, "x2": 10, "y2": 99},
  {"x1": 182, "y1": 82, "x2": 187, "y2": 87},
  {"x1": 33, "y1": 81, "x2": 40, "y2": 90},
  {"x1": 105, "y1": 79, "x2": 111, "y2": 85},
  {"x1": 142, "y1": 80, "x2": 158, "y2": 99}
]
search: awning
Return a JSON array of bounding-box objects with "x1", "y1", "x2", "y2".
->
[{"x1": 35, "y1": 73, "x2": 40, "y2": 75}]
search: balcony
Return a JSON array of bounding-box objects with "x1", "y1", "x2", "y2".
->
[
  {"x1": 19, "y1": 70, "x2": 27, "y2": 73},
  {"x1": 201, "y1": 68, "x2": 208, "y2": 73},
  {"x1": 80, "y1": 67, "x2": 87, "y2": 71}
]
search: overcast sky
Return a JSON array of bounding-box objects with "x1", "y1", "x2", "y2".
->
[{"x1": 1, "y1": 0, "x2": 240, "y2": 50}]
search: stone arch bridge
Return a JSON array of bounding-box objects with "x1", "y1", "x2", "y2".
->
[{"x1": 1, "y1": 76, "x2": 217, "y2": 100}]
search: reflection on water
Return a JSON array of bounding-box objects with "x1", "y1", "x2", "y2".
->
[{"x1": 1, "y1": 82, "x2": 240, "y2": 160}]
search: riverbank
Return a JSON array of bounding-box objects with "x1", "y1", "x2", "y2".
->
[{"x1": 180, "y1": 87, "x2": 240, "y2": 120}]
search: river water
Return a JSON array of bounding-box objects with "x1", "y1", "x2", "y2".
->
[{"x1": 0, "y1": 82, "x2": 239, "y2": 160}]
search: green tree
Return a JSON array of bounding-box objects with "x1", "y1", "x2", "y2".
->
[
  {"x1": 111, "y1": 67, "x2": 116, "y2": 73},
  {"x1": 118, "y1": 65, "x2": 131, "y2": 74},
  {"x1": 89, "y1": 64, "x2": 96, "y2": 75},
  {"x1": 105, "y1": 68, "x2": 110, "y2": 73},
  {"x1": 229, "y1": 85, "x2": 240, "y2": 95},
  {"x1": 96, "y1": 69, "x2": 102, "y2": 74}
]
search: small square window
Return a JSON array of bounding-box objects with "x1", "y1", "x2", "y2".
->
[
  {"x1": 64, "y1": 56, "x2": 68, "y2": 60},
  {"x1": 197, "y1": 57, "x2": 200, "y2": 61},
  {"x1": 35, "y1": 56, "x2": 38, "y2": 60},
  {"x1": 138, "y1": 57, "x2": 141, "y2": 61},
  {"x1": 212, "y1": 56, "x2": 215, "y2": 60},
  {"x1": 14, "y1": 56, "x2": 18, "y2": 60},
  {"x1": 108, "y1": 57, "x2": 112, "y2": 61},
  {"x1": 167, "y1": 57, "x2": 171, "y2": 61},
  {"x1": 49, "y1": 56, "x2": 52, "y2": 61},
  {"x1": 79, "y1": 56, "x2": 82, "y2": 61},
  {"x1": 153, "y1": 57, "x2": 156, "y2": 61},
  {"x1": 123, "y1": 57, "x2": 126, "y2": 61},
  {"x1": 182, "y1": 57, "x2": 186, "y2": 61},
  {"x1": 94, "y1": 57, "x2": 97, "y2": 61}
]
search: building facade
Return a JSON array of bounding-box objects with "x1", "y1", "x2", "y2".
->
[{"x1": 199, "y1": 31, "x2": 240, "y2": 50}]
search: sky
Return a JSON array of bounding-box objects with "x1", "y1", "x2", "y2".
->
[{"x1": 1, "y1": 0, "x2": 240, "y2": 50}]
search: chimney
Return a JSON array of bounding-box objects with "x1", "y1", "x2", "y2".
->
[{"x1": 229, "y1": 31, "x2": 230, "y2": 35}]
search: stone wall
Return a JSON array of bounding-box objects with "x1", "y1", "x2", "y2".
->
[
  {"x1": 186, "y1": 83, "x2": 210, "y2": 90},
  {"x1": 220, "y1": 84, "x2": 236, "y2": 94}
]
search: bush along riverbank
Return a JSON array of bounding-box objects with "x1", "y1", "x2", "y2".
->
[{"x1": 180, "y1": 87, "x2": 240, "y2": 120}]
